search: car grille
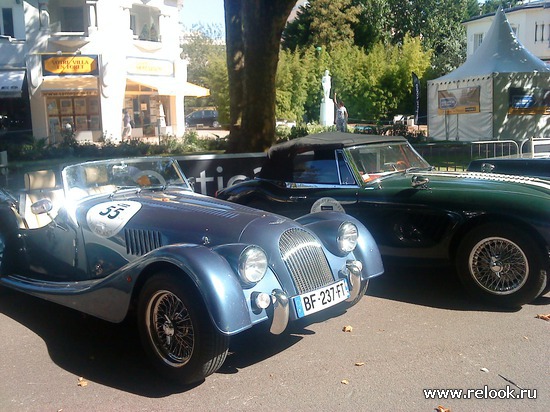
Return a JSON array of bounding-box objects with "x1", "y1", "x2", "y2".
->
[
  {"x1": 279, "y1": 228, "x2": 334, "y2": 294},
  {"x1": 124, "y1": 229, "x2": 163, "y2": 255}
]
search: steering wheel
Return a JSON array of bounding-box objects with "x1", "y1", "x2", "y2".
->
[{"x1": 132, "y1": 170, "x2": 167, "y2": 186}]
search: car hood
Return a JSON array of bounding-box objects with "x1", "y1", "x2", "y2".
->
[
  {"x1": 79, "y1": 189, "x2": 294, "y2": 246},
  {"x1": 375, "y1": 170, "x2": 550, "y2": 214}
]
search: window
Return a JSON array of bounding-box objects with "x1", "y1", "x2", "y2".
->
[
  {"x1": 291, "y1": 151, "x2": 339, "y2": 184},
  {"x1": 473, "y1": 33, "x2": 483, "y2": 52},
  {"x1": 1, "y1": 8, "x2": 14, "y2": 37},
  {"x1": 130, "y1": 14, "x2": 137, "y2": 36},
  {"x1": 61, "y1": 7, "x2": 85, "y2": 32}
]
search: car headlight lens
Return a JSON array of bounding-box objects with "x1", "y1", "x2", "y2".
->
[
  {"x1": 337, "y1": 222, "x2": 358, "y2": 253},
  {"x1": 238, "y1": 246, "x2": 268, "y2": 283}
]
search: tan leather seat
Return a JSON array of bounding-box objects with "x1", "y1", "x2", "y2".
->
[{"x1": 21, "y1": 170, "x2": 63, "y2": 229}]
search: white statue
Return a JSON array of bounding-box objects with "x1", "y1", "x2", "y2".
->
[
  {"x1": 320, "y1": 70, "x2": 334, "y2": 126},
  {"x1": 322, "y1": 70, "x2": 331, "y2": 103}
]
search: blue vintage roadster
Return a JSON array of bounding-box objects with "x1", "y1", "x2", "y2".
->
[{"x1": 0, "y1": 157, "x2": 383, "y2": 384}]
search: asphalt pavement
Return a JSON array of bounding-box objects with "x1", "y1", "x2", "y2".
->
[{"x1": 0, "y1": 265, "x2": 548, "y2": 412}]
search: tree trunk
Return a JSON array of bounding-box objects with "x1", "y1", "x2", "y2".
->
[
  {"x1": 225, "y1": 1, "x2": 297, "y2": 153},
  {"x1": 224, "y1": 0, "x2": 244, "y2": 146}
]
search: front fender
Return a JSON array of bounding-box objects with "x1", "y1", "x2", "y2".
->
[{"x1": 137, "y1": 244, "x2": 252, "y2": 335}]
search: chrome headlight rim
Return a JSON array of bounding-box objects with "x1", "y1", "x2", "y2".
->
[
  {"x1": 238, "y1": 245, "x2": 268, "y2": 284},
  {"x1": 337, "y1": 221, "x2": 358, "y2": 253}
]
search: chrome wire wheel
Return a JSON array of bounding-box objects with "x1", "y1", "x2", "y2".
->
[
  {"x1": 468, "y1": 236, "x2": 528, "y2": 295},
  {"x1": 146, "y1": 290, "x2": 194, "y2": 367}
]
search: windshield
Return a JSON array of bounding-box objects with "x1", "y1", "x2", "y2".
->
[
  {"x1": 346, "y1": 142, "x2": 431, "y2": 183},
  {"x1": 62, "y1": 157, "x2": 190, "y2": 200}
]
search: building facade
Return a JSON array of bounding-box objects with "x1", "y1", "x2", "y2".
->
[
  {"x1": 0, "y1": 0, "x2": 204, "y2": 143},
  {"x1": 464, "y1": 1, "x2": 550, "y2": 64}
]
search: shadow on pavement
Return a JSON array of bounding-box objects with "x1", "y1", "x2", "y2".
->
[
  {"x1": 367, "y1": 262, "x2": 528, "y2": 312},
  {"x1": 0, "y1": 286, "x2": 316, "y2": 396}
]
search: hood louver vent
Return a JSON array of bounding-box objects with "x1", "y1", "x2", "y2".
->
[{"x1": 124, "y1": 229, "x2": 163, "y2": 255}]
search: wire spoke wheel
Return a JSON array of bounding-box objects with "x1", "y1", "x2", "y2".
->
[
  {"x1": 457, "y1": 223, "x2": 546, "y2": 307},
  {"x1": 469, "y1": 237, "x2": 528, "y2": 295},
  {"x1": 147, "y1": 290, "x2": 194, "y2": 367},
  {"x1": 138, "y1": 273, "x2": 230, "y2": 384}
]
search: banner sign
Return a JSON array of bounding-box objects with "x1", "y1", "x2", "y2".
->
[
  {"x1": 175, "y1": 153, "x2": 265, "y2": 196},
  {"x1": 437, "y1": 87, "x2": 480, "y2": 115},
  {"x1": 42, "y1": 55, "x2": 99, "y2": 76},
  {"x1": 508, "y1": 87, "x2": 550, "y2": 115},
  {"x1": 412, "y1": 72, "x2": 420, "y2": 124}
]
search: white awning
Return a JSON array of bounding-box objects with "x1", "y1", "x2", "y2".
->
[
  {"x1": 127, "y1": 75, "x2": 210, "y2": 97},
  {"x1": 0, "y1": 70, "x2": 25, "y2": 98},
  {"x1": 41, "y1": 76, "x2": 98, "y2": 95}
]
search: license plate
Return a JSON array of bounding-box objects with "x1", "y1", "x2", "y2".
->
[{"x1": 292, "y1": 280, "x2": 350, "y2": 318}]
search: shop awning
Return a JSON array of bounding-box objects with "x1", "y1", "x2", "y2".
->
[
  {"x1": 0, "y1": 70, "x2": 26, "y2": 98},
  {"x1": 41, "y1": 76, "x2": 98, "y2": 95},
  {"x1": 127, "y1": 75, "x2": 210, "y2": 97}
]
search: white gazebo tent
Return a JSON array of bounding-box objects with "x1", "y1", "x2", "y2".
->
[{"x1": 427, "y1": 8, "x2": 550, "y2": 141}]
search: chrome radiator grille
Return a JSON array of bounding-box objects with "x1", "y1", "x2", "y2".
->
[
  {"x1": 279, "y1": 228, "x2": 334, "y2": 294},
  {"x1": 125, "y1": 229, "x2": 163, "y2": 255}
]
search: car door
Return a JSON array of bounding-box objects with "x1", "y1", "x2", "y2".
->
[
  {"x1": 348, "y1": 176, "x2": 459, "y2": 260},
  {"x1": 21, "y1": 206, "x2": 86, "y2": 280}
]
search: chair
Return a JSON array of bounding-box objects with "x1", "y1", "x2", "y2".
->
[{"x1": 20, "y1": 170, "x2": 63, "y2": 229}]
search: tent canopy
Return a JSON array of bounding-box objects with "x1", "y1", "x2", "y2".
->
[
  {"x1": 439, "y1": 7, "x2": 550, "y2": 80},
  {"x1": 428, "y1": 8, "x2": 549, "y2": 142}
]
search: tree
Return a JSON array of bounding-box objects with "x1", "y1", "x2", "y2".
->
[
  {"x1": 224, "y1": 0, "x2": 297, "y2": 153},
  {"x1": 180, "y1": 24, "x2": 225, "y2": 112}
]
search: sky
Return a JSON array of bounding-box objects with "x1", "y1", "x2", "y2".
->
[{"x1": 180, "y1": 0, "x2": 226, "y2": 30}]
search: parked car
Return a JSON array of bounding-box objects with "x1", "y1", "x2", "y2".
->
[
  {"x1": 185, "y1": 109, "x2": 220, "y2": 128},
  {"x1": 467, "y1": 138, "x2": 550, "y2": 179},
  {"x1": 216, "y1": 132, "x2": 550, "y2": 308},
  {"x1": 0, "y1": 156, "x2": 383, "y2": 384}
]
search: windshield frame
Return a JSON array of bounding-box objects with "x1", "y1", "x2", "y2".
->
[
  {"x1": 343, "y1": 141, "x2": 431, "y2": 186},
  {"x1": 62, "y1": 157, "x2": 191, "y2": 200}
]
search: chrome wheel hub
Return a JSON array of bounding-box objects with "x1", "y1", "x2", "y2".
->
[
  {"x1": 469, "y1": 237, "x2": 528, "y2": 295},
  {"x1": 147, "y1": 290, "x2": 194, "y2": 367}
]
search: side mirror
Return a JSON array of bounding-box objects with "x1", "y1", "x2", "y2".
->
[
  {"x1": 411, "y1": 175, "x2": 430, "y2": 189},
  {"x1": 31, "y1": 198, "x2": 53, "y2": 215}
]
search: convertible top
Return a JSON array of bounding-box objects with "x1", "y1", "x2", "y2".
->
[
  {"x1": 260, "y1": 132, "x2": 407, "y2": 180},
  {"x1": 267, "y1": 132, "x2": 407, "y2": 159}
]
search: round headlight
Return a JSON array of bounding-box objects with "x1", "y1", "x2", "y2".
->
[
  {"x1": 238, "y1": 246, "x2": 268, "y2": 284},
  {"x1": 338, "y1": 222, "x2": 358, "y2": 253}
]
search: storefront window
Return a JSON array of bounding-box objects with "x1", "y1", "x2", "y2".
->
[{"x1": 46, "y1": 95, "x2": 101, "y2": 137}]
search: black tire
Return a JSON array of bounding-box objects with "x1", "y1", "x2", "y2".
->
[
  {"x1": 456, "y1": 223, "x2": 547, "y2": 308},
  {"x1": 137, "y1": 272, "x2": 229, "y2": 385}
]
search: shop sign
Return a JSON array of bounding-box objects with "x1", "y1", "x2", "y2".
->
[
  {"x1": 42, "y1": 55, "x2": 99, "y2": 76},
  {"x1": 127, "y1": 57, "x2": 174, "y2": 76}
]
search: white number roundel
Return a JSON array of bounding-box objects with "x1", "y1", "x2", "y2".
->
[{"x1": 86, "y1": 201, "x2": 142, "y2": 238}]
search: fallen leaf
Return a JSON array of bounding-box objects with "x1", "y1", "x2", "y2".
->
[
  {"x1": 435, "y1": 406, "x2": 451, "y2": 412},
  {"x1": 535, "y1": 313, "x2": 550, "y2": 321},
  {"x1": 341, "y1": 379, "x2": 349, "y2": 385},
  {"x1": 77, "y1": 377, "x2": 88, "y2": 387},
  {"x1": 480, "y1": 367, "x2": 489, "y2": 373},
  {"x1": 342, "y1": 325, "x2": 353, "y2": 332},
  {"x1": 355, "y1": 362, "x2": 365, "y2": 366}
]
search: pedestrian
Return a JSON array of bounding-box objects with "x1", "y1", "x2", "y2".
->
[
  {"x1": 122, "y1": 109, "x2": 132, "y2": 142},
  {"x1": 334, "y1": 93, "x2": 348, "y2": 132}
]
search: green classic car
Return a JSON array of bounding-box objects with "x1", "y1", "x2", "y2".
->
[{"x1": 217, "y1": 132, "x2": 550, "y2": 308}]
